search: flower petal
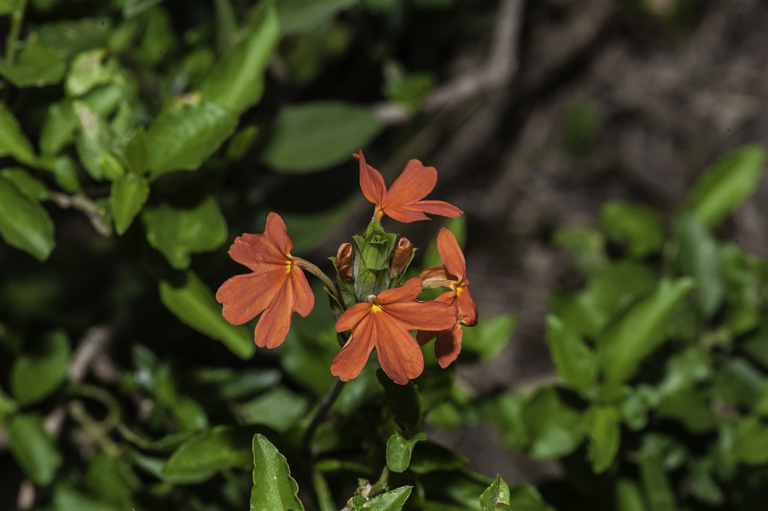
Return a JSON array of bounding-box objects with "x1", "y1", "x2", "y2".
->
[
  {"x1": 413, "y1": 200, "x2": 463, "y2": 218},
  {"x1": 376, "y1": 277, "x2": 423, "y2": 305},
  {"x1": 228, "y1": 234, "x2": 286, "y2": 272},
  {"x1": 216, "y1": 269, "x2": 285, "y2": 325},
  {"x1": 380, "y1": 206, "x2": 432, "y2": 223},
  {"x1": 383, "y1": 159, "x2": 437, "y2": 207},
  {"x1": 358, "y1": 150, "x2": 386, "y2": 206},
  {"x1": 374, "y1": 314, "x2": 424, "y2": 385},
  {"x1": 457, "y1": 285, "x2": 478, "y2": 326},
  {"x1": 384, "y1": 299, "x2": 457, "y2": 332},
  {"x1": 264, "y1": 212, "x2": 294, "y2": 256},
  {"x1": 437, "y1": 228, "x2": 466, "y2": 279},
  {"x1": 434, "y1": 323, "x2": 463, "y2": 368},
  {"x1": 335, "y1": 302, "x2": 372, "y2": 333},
  {"x1": 331, "y1": 315, "x2": 376, "y2": 381},
  {"x1": 252, "y1": 280, "x2": 295, "y2": 348},
  {"x1": 290, "y1": 267, "x2": 315, "y2": 318},
  {"x1": 416, "y1": 329, "x2": 437, "y2": 346},
  {"x1": 419, "y1": 265, "x2": 452, "y2": 283}
]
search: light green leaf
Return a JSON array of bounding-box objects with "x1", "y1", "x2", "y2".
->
[
  {"x1": 73, "y1": 101, "x2": 121, "y2": 180},
  {"x1": 8, "y1": 413, "x2": 62, "y2": 486},
  {"x1": 262, "y1": 102, "x2": 382, "y2": 173},
  {"x1": 615, "y1": 479, "x2": 647, "y2": 511},
  {"x1": 111, "y1": 173, "x2": 149, "y2": 235},
  {"x1": 0, "y1": 168, "x2": 48, "y2": 200},
  {"x1": 522, "y1": 387, "x2": 583, "y2": 459},
  {"x1": 461, "y1": 314, "x2": 516, "y2": 363},
  {"x1": 236, "y1": 387, "x2": 308, "y2": 432},
  {"x1": 146, "y1": 102, "x2": 238, "y2": 178},
  {"x1": 600, "y1": 201, "x2": 664, "y2": 258},
  {"x1": 386, "y1": 432, "x2": 427, "y2": 473},
  {"x1": 359, "y1": 486, "x2": 413, "y2": 511},
  {"x1": 159, "y1": 271, "x2": 254, "y2": 359},
  {"x1": 480, "y1": 475, "x2": 510, "y2": 511},
  {"x1": 0, "y1": 176, "x2": 55, "y2": 261},
  {"x1": 164, "y1": 425, "x2": 262, "y2": 476},
  {"x1": 507, "y1": 484, "x2": 554, "y2": 511},
  {"x1": 201, "y1": 0, "x2": 279, "y2": 114},
  {"x1": 639, "y1": 453, "x2": 677, "y2": 511},
  {"x1": 586, "y1": 406, "x2": 620, "y2": 474},
  {"x1": 545, "y1": 315, "x2": 597, "y2": 392},
  {"x1": 597, "y1": 278, "x2": 695, "y2": 385},
  {"x1": 65, "y1": 49, "x2": 119, "y2": 97},
  {"x1": 674, "y1": 214, "x2": 723, "y2": 317},
  {"x1": 0, "y1": 39, "x2": 66, "y2": 87},
  {"x1": 686, "y1": 145, "x2": 766, "y2": 227},
  {"x1": 0, "y1": 102, "x2": 37, "y2": 166},
  {"x1": 52, "y1": 484, "x2": 121, "y2": 511},
  {"x1": 11, "y1": 331, "x2": 70, "y2": 406},
  {"x1": 251, "y1": 433, "x2": 305, "y2": 511},
  {"x1": 276, "y1": 0, "x2": 357, "y2": 34},
  {"x1": 143, "y1": 196, "x2": 228, "y2": 269}
]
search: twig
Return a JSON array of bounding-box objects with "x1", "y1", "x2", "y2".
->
[
  {"x1": 301, "y1": 378, "x2": 346, "y2": 457},
  {"x1": 373, "y1": 0, "x2": 525, "y2": 125},
  {"x1": 48, "y1": 192, "x2": 113, "y2": 237},
  {"x1": 5, "y1": 0, "x2": 28, "y2": 65}
]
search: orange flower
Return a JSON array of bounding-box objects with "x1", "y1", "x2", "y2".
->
[
  {"x1": 332, "y1": 278, "x2": 457, "y2": 384},
  {"x1": 357, "y1": 150, "x2": 463, "y2": 223},
  {"x1": 216, "y1": 212, "x2": 315, "y2": 349},
  {"x1": 417, "y1": 228, "x2": 478, "y2": 368}
]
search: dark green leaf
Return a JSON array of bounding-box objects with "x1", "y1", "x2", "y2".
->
[
  {"x1": 586, "y1": 406, "x2": 620, "y2": 474},
  {"x1": 251, "y1": 433, "x2": 305, "y2": 511},
  {"x1": 733, "y1": 416, "x2": 768, "y2": 465},
  {"x1": 0, "y1": 168, "x2": 48, "y2": 200},
  {"x1": 359, "y1": 486, "x2": 413, "y2": 510},
  {"x1": 201, "y1": 0, "x2": 279, "y2": 114},
  {"x1": 409, "y1": 440, "x2": 468, "y2": 474},
  {"x1": 236, "y1": 387, "x2": 308, "y2": 432},
  {"x1": 0, "y1": 176, "x2": 55, "y2": 261},
  {"x1": 159, "y1": 271, "x2": 255, "y2": 359},
  {"x1": 615, "y1": 479, "x2": 647, "y2": 511},
  {"x1": 111, "y1": 173, "x2": 149, "y2": 235},
  {"x1": 84, "y1": 452, "x2": 139, "y2": 505},
  {"x1": 146, "y1": 102, "x2": 238, "y2": 178},
  {"x1": 36, "y1": 17, "x2": 112, "y2": 62},
  {"x1": 10, "y1": 330, "x2": 70, "y2": 405},
  {"x1": 0, "y1": 39, "x2": 66, "y2": 87},
  {"x1": 639, "y1": 453, "x2": 677, "y2": 511},
  {"x1": 164, "y1": 425, "x2": 263, "y2": 476},
  {"x1": 143, "y1": 196, "x2": 228, "y2": 269},
  {"x1": 674, "y1": 214, "x2": 723, "y2": 317},
  {"x1": 276, "y1": 0, "x2": 356, "y2": 34},
  {"x1": 386, "y1": 432, "x2": 426, "y2": 473},
  {"x1": 507, "y1": 484, "x2": 554, "y2": 511},
  {"x1": 262, "y1": 102, "x2": 382, "y2": 173},
  {"x1": 597, "y1": 278, "x2": 695, "y2": 385},
  {"x1": 52, "y1": 485, "x2": 121, "y2": 511},
  {"x1": 377, "y1": 369, "x2": 421, "y2": 435},
  {"x1": 462, "y1": 314, "x2": 516, "y2": 363},
  {"x1": 0, "y1": 103, "x2": 37, "y2": 166},
  {"x1": 686, "y1": 145, "x2": 766, "y2": 228},
  {"x1": 480, "y1": 475, "x2": 511, "y2": 511},
  {"x1": 545, "y1": 315, "x2": 596, "y2": 392},
  {"x1": 8, "y1": 413, "x2": 62, "y2": 486},
  {"x1": 128, "y1": 447, "x2": 214, "y2": 484},
  {"x1": 600, "y1": 201, "x2": 664, "y2": 258}
]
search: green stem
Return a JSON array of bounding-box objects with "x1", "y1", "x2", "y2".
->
[
  {"x1": 368, "y1": 466, "x2": 390, "y2": 497},
  {"x1": 301, "y1": 378, "x2": 345, "y2": 457},
  {"x1": 6, "y1": 0, "x2": 28, "y2": 65}
]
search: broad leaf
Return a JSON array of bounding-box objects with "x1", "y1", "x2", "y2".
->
[
  {"x1": 164, "y1": 425, "x2": 262, "y2": 476},
  {"x1": 586, "y1": 405, "x2": 620, "y2": 474},
  {"x1": 600, "y1": 200, "x2": 664, "y2": 258},
  {"x1": 0, "y1": 103, "x2": 37, "y2": 166},
  {"x1": 8, "y1": 413, "x2": 62, "y2": 486},
  {"x1": 251, "y1": 433, "x2": 305, "y2": 511},
  {"x1": 674, "y1": 214, "x2": 723, "y2": 317},
  {"x1": 0, "y1": 39, "x2": 66, "y2": 87},
  {"x1": 10, "y1": 330, "x2": 70, "y2": 406},
  {"x1": 276, "y1": 0, "x2": 356, "y2": 34},
  {"x1": 0, "y1": 176, "x2": 55, "y2": 261},
  {"x1": 386, "y1": 432, "x2": 426, "y2": 473},
  {"x1": 377, "y1": 369, "x2": 421, "y2": 435},
  {"x1": 359, "y1": 486, "x2": 413, "y2": 511},
  {"x1": 522, "y1": 387, "x2": 583, "y2": 459},
  {"x1": 545, "y1": 315, "x2": 596, "y2": 392},
  {"x1": 0, "y1": 168, "x2": 48, "y2": 200},
  {"x1": 111, "y1": 173, "x2": 150, "y2": 235},
  {"x1": 480, "y1": 475, "x2": 510, "y2": 511}
]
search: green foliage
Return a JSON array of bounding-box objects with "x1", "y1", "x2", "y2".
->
[
  {"x1": 251, "y1": 434, "x2": 305, "y2": 511},
  {"x1": 10, "y1": 330, "x2": 70, "y2": 405},
  {"x1": 8, "y1": 413, "x2": 62, "y2": 486}
]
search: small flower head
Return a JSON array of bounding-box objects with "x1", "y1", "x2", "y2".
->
[
  {"x1": 336, "y1": 242, "x2": 354, "y2": 281},
  {"x1": 417, "y1": 228, "x2": 478, "y2": 367},
  {"x1": 356, "y1": 150, "x2": 463, "y2": 223},
  {"x1": 332, "y1": 278, "x2": 457, "y2": 384},
  {"x1": 216, "y1": 213, "x2": 315, "y2": 348},
  {"x1": 390, "y1": 237, "x2": 414, "y2": 279}
]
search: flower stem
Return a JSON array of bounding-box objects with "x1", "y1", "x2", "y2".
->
[
  {"x1": 6, "y1": 0, "x2": 28, "y2": 65},
  {"x1": 295, "y1": 257, "x2": 341, "y2": 302},
  {"x1": 302, "y1": 378, "x2": 346, "y2": 457}
]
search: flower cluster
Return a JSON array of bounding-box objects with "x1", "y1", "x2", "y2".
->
[{"x1": 217, "y1": 151, "x2": 478, "y2": 384}]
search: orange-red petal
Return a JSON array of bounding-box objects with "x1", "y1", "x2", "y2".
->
[
  {"x1": 228, "y1": 234, "x2": 286, "y2": 272},
  {"x1": 290, "y1": 267, "x2": 315, "y2": 318},
  {"x1": 419, "y1": 265, "x2": 452, "y2": 283},
  {"x1": 374, "y1": 313, "x2": 425, "y2": 385},
  {"x1": 383, "y1": 159, "x2": 437, "y2": 208},
  {"x1": 384, "y1": 300, "x2": 456, "y2": 332},
  {"x1": 264, "y1": 212, "x2": 294, "y2": 256},
  {"x1": 376, "y1": 277, "x2": 423, "y2": 305},
  {"x1": 457, "y1": 285, "x2": 478, "y2": 326},
  {"x1": 331, "y1": 314, "x2": 376, "y2": 381},
  {"x1": 216, "y1": 268, "x2": 286, "y2": 325},
  {"x1": 358, "y1": 150, "x2": 386, "y2": 206},
  {"x1": 434, "y1": 323, "x2": 463, "y2": 368},
  {"x1": 335, "y1": 302, "x2": 372, "y2": 333},
  {"x1": 437, "y1": 228, "x2": 466, "y2": 280}
]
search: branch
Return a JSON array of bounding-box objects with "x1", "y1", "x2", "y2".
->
[{"x1": 48, "y1": 192, "x2": 113, "y2": 237}]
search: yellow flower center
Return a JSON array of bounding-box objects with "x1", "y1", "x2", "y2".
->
[
  {"x1": 455, "y1": 284, "x2": 463, "y2": 297},
  {"x1": 371, "y1": 303, "x2": 383, "y2": 314},
  {"x1": 285, "y1": 259, "x2": 294, "y2": 274}
]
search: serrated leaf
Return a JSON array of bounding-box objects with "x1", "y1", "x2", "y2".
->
[
  {"x1": 0, "y1": 39, "x2": 66, "y2": 87},
  {"x1": 146, "y1": 102, "x2": 238, "y2": 178},
  {"x1": 143, "y1": 196, "x2": 228, "y2": 269},
  {"x1": 10, "y1": 331, "x2": 70, "y2": 406},
  {"x1": 164, "y1": 425, "x2": 263, "y2": 477},
  {"x1": 251, "y1": 434, "x2": 305, "y2": 511},
  {"x1": 8, "y1": 413, "x2": 62, "y2": 486},
  {"x1": 586, "y1": 406, "x2": 620, "y2": 474},
  {"x1": 359, "y1": 486, "x2": 413, "y2": 511},
  {"x1": 686, "y1": 145, "x2": 766, "y2": 228},
  {"x1": 262, "y1": 102, "x2": 382, "y2": 173},
  {"x1": 159, "y1": 271, "x2": 255, "y2": 359},
  {"x1": 480, "y1": 475, "x2": 510, "y2": 511},
  {"x1": 0, "y1": 176, "x2": 55, "y2": 260},
  {"x1": 111, "y1": 173, "x2": 149, "y2": 235},
  {"x1": 201, "y1": 0, "x2": 279, "y2": 114},
  {"x1": 545, "y1": 315, "x2": 596, "y2": 392}
]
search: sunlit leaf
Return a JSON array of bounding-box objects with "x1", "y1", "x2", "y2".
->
[
  {"x1": 600, "y1": 201, "x2": 664, "y2": 258},
  {"x1": 111, "y1": 173, "x2": 150, "y2": 235},
  {"x1": 359, "y1": 486, "x2": 412, "y2": 510},
  {"x1": 251, "y1": 434, "x2": 305, "y2": 511}
]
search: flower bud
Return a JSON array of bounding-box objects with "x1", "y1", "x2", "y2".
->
[
  {"x1": 390, "y1": 237, "x2": 414, "y2": 278},
  {"x1": 336, "y1": 242, "x2": 354, "y2": 280}
]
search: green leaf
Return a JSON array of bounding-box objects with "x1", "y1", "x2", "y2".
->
[
  {"x1": 111, "y1": 173, "x2": 149, "y2": 235},
  {"x1": 0, "y1": 102, "x2": 37, "y2": 166},
  {"x1": 65, "y1": 49, "x2": 119, "y2": 97},
  {"x1": 686, "y1": 144, "x2": 766, "y2": 227},
  {"x1": 159, "y1": 271, "x2": 255, "y2": 359},
  {"x1": 597, "y1": 278, "x2": 695, "y2": 385},
  {"x1": 507, "y1": 484, "x2": 554, "y2": 511},
  {"x1": 10, "y1": 331, "x2": 70, "y2": 406},
  {"x1": 353, "y1": 220, "x2": 397, "y2": 299},
  {"x1": 386, "y1": 432, "x2": 426, "y2": 473},
  {"x1": 251, "y1": 433, "x2": 305, "y2": 511},
  {"x1": 586, "y1": 406, "x2": 620, "y2": 474},
  {"x1": 359, "y1": 486, "x2": 413, "y2": 510},
  {"x1": 480, "y1": 475, "x2": 510, "y2": 511},
  {"x1": 461, "y1": 314, "x2": 516, "y2": 363},
  {"x1": 600, "y1": 201, "x2": 664, "y2": 258},
  {"x1": 674, "y1": 214, "x2": 723, "y2": 317},
  {"x1": 545, "y1": 315, "x2": 596, "y2": 392},
  {"x1": 0, "y1": 168, "x2": 48, "y2": 200},
  {"x1": 522, "y1": 387, "x2": 583, "y2": 459},
  {"x1": 0, "y1": 39, "x2": 66, "y2": 87},
  {"x1": 276, "y1": 0, "x2": 357, "y2": 34},
  {"x1": 0, "y1": 176, "x2": 55, "y2": 261},
  {"x1": 36, "y1": 17, "x2": 112, "y2": 62},
  {"x1": 377, "y1": 369, "x2": 421, "y2": 435},
  {"x1": 73, "y1": 101, "x2": 121, "y2": 180},
  {"x1": 236, "y1": 387, "x2": 308, "y2": 432},
  {"x1": 8, "y1": 413, "x2": 62, "y2": 486},
  {"x1": 143, "y1": 196, "x2": 228, "y2": 269},
  {"x1": 84, "y1": 452, "x2": 139, "y2": 505},
  {"x1": 409, "y1": 440, "x2": 468, "y2": 474},
  {"x1": 639, "y1": 453, "x2": 677, "y2": 511},
  {"x1": 40, "y1": 101, "x2": 78, "y2": 155},
  {"x1": 553, "y1": 226, "x2": 606, "y2": 275},
  {"x1": 146, "y1": 102, "x2": 238, "y2": 178},
  {"x1": 732, "y1": 416, "x2": 768, "y2": 465},
  {"x1": 164, "y1": 425, "x2": 263, "y2": 476},
  {"x1": 0, "y1": 386, "x2": 17, "y2": 426},
  {"x1": 201, "y1": 0, "x2": 280, "y2": 114},
  {"x1": 262, "y1": 102, "x2": 382, "y2": 173},
  {"x1": 52, "y1": 485, "x2": 121, "y2": 511},
  {"x1": 615, "y1": 479, "x2": 647, "y2": 511}
]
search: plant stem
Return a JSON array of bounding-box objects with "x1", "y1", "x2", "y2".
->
[
  {"x1": 6, "y1": 0, "x2": 28, "y2": 65},
  {"x1": 295, "y1": 257, "x2": 341, "y2": 302},
  {"x1": 302, "y1": 378, "x2": 345, "y2": 457},
  {"x1": 369, "y1": 466, "x2": 390, "y2": 497}
]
